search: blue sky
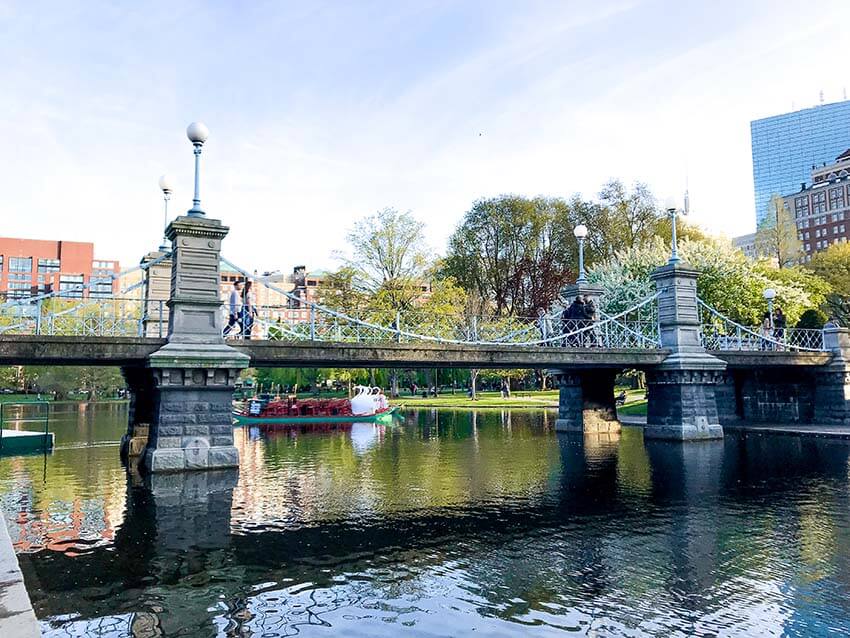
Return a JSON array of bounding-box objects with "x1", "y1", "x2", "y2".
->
[{"x1": 1, "y1": 0, "x2": 849, "y2": 271}]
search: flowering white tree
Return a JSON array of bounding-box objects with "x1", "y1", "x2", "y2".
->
[{"x1": 588, "y1": 237, "x2": 829, "y2": 325}]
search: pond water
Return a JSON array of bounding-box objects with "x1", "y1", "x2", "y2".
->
[{"x1": 2, "y1": 403, "x2": 850, "y2": 636}]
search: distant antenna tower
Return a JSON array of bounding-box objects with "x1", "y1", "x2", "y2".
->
[
  {"x1": 684, "y1": 188, "x2": 690, "y2": 215},
  {"x1": 820, "y1": 89, "x2": 824, "y2": 104},
  {"x1": 844, "y1": 87, "x2": 847, "y2": 101}
]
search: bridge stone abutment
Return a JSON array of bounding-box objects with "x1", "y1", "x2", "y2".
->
[
  {"x1": 813, "y1": 328, "x2": 850, "y2": 425},
  {"x1": 552, "y1": 369, "x2": 620, "y2": 434},
  {"x1": 644, "y1": 264, "x2": 725, "y2": 441},
  {"x1": 122, "y1": 215, "x2": 249, "y2": 473}
]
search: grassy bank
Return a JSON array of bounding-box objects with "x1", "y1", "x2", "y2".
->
[
  {"x1": 391, "y1": 390, "x2": 560, "y2": 408},
  {"x1": 390, "y1": 388, "x2": 649, "y2": 411}
]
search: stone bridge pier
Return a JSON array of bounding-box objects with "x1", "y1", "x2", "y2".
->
[
  {"x1": 553, "y1": 262, "x2": 727, "y2": 441},
  {"x1": 121, "y1": 214, "x2": 249, "y2": 472}
]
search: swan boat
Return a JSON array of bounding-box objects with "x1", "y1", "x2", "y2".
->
[{"x1": 232, "y1": 385, "x2": 399, "y2": 425}]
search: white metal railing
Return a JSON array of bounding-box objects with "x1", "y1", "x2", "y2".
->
[
  {"x1": 697, "y1": 299, "x2": 826, "y2": 352},
  {"x1": 0, "y1": 297, "x2": 158, "y2": 337}
]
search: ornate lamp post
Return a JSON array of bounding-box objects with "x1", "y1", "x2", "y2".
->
[
  {"x1": 574, "y1": 224, "x2": 588, "y2": 283},
  {"x1": 764, "y1": 288, "x2": 776, "y2": 329},
  {"x1": 186, "y1": 121, "x2": 210, "y2": 217},
  {"x1": 664, "y1": 196, "x2": 681, "y2": 265},
  {"x1": 158, "y1": 174, "x2": 174, "y2": 250}
]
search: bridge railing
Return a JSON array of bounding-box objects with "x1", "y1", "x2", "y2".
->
[
  {"x1": 232, "y1": 294, "x2": 662, "y2": 349},
  {"x1": 220, "y1": 253, "x2": 664, "y2": 349},
  {"x1": 0, "y1": 297, "x2": 149, "y2": 337},
  {"x1": 697, "y1": 300, "x2": 825, "y2": 352}
]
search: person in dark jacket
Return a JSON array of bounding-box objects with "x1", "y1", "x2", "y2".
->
[
  {"x1": 582, "y1": 297, "x2": 598, "y2": 346},
  {"x1": 565, "y1": 296, "x2": 586, "y2": 346},
  {"x1": 773, "y1": 307, "x2": 787, "y2": 348}
]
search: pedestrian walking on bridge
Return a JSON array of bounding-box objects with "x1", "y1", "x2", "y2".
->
[{"x1": 223, "y1": 280, "x2": 243, "y2": 337}]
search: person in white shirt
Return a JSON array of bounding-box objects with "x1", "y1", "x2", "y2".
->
[{"x1": 223, "y1": 281, "x2": 243, "y2": 337}]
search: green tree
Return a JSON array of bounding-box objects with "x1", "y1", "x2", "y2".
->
[
  {"x1": 337, "y1": 207, "x2": 431, "y2": 312},
  {"x1": 444, "y1": 195, "x2": 577, "y2": 316},
  {"x1": 755, "y1": 194, "x2": 803, "y2": 268},
  {"x1": 796, "y1": 309, "x2": 828, "y2": 329},
  {"x1": 807, "y1": 242, "x2": 850, "y2": 323},
  {"x1": 319, "y1": 266, "x2": 372, "y2": 315},
  {"x1": 588, "y1": 236, "x2": 828, "y2": 325},
  {"x1": 590, "y1": 180, "x2": 663, "y2": 261},
  {"x1": 26, "y1": 366, "x2": 124, "y2": 400}
]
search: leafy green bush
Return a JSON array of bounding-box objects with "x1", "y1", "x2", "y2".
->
[{"x1": 796, "y1": 308, "x2": 827, "y2": 329}]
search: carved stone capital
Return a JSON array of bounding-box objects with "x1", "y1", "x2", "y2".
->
[
  {"x1": 153, "y1": 367, "x2": 241, "y2": 388},
  {"x1": 647, "y1": 369, "x2": 725, "y2": 386}
]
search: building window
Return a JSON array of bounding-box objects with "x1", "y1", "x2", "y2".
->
[
  {"x1": 8, "y1": 257, "x2": 32, "y2": 272},
  {"x1": 37, "y1": 258, "x2": 60, "y2": 273},
  {"x1": 7, "y1": 282, "x2": 33, "y2": 299},
  {"x1": 0, "y1": 255, "x2": 3, "y2": 272},
  {"x1": 795, "y1": 196, "x2": 810, "y2": 217},
  {"x1": 805, "y1": 243, "x2": 810, "y2": 252},
  {"x1": 813, "y1": 191, "x2": 827, "y2": 214},
  {"x1": 89, "y1": 282, "x2": 113, "y2": 299},
  {"x1": 830, "y1": 188, "x2": 846, "y2": 210},
  {"x1": 805, "y1": 232, "x2": 810, "y2": 239},
  {"x1": 59, "y1": 274, "x2": 85, "y2": 298},
  {"x1": 835, "y1": 226, "x2": 840, "y2": 235}
]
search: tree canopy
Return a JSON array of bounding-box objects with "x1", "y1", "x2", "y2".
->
[
  {"x1": 336, "y1": 207, "x2": 432, "y2": 312},
  {"x1": 807, "y1": 242, "x2": 850, "y2": 323},
  {"x1": 588, "y1": 236, "x2": 829, "y2": 325}
]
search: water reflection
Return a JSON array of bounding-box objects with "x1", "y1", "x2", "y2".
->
[{"x1": 2, "y1": 407, "x2": 850, "y2": 636}]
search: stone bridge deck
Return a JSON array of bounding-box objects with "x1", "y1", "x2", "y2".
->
[{"x1": 0, "y1": 335, "x2": 833, "y2": 369}]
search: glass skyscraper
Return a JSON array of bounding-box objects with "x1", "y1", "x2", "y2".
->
[{"x1": 751, "y1": 100, "x2": 850, "y2": 226}]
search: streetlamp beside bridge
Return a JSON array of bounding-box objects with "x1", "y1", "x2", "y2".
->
[
  {"x1": 574, "y1": 224, "x2": 588, "y2": 284},
  {"x1": 158, "y1": 174, "x2": 174, "y2": 250},
  {"x1": 664, "y1": 195, "x2": 683, "y2": 265},
  {"x1": 186, "y1": 121, "x2": 210, "y2": 217}
]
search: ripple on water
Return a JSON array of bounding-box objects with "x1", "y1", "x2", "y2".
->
[{"x1": 4, "y1": 410, "x2": 850, "y2": 636}]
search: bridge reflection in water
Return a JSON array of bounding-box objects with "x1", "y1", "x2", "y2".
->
[{"x1": 2, "y1": 406, "x2": 850, "y2": 636}]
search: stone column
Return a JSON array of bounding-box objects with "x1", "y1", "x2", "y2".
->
[
  {"x1": 552, "y1": 369, "x2": 620, "y2": 433},
  {"x1": 645, "y1": 263, "x2": 725, "y2": 440},
  {"x1": 813, "y1": 327, "x2": 850, "y2": 425},
  {"x1": 141, "y1": 249, "x2": 172, "y2": 338},
  {"x1": 142, "y1": 216, "x2": 249, "y2": 473}
]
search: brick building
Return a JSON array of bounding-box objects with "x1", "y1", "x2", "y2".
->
[
  {"x1": 0, "y1": 237, "x2": 120, "y2": 299},
  {"x1": 218, "y1": 264, "x2": 328, "y2": 322},
  {"x1": 784, "y1": 148, "x2": 850, "y2": 260}
]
